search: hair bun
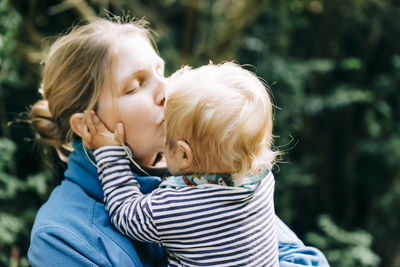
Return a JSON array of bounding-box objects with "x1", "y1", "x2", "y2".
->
[{"x1": 29, "y1": 99, "x2": 60, "y2": 147}]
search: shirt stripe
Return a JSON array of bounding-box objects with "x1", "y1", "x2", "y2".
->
[{"x1": 94, "y1": 146, "x2": 279, "y2": 267}]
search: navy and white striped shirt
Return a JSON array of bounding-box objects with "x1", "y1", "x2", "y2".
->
[{"x1": 94, "y1": 146, "x2": 279, "y2": 267}]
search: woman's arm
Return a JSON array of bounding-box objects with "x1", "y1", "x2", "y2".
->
[
  {"x1": 29, "y1": 226, "x2": 110, "y2": 267},
  {"x1": 276, "y1": 216, "x2": 330, "y2": 266}
]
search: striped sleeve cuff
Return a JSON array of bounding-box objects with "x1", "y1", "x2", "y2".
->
[
  {"x1": 93, "y1": 145, "x2": 127, "y2": 160},
  {"x1": 94, "y1": 145, "x2": 130, "y2": 162}
]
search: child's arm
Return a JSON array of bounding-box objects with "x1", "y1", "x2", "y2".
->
[
  {"x1": 82, "y1": 111, "x2": 161, "y2": 244},
  {"x1": 94, "y1": 146, "x2": 161, "y2": 244}
]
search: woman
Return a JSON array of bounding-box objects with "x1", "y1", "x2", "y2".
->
[{"x1": 28, "y1": 18, "x2": 329, "y2": 266}]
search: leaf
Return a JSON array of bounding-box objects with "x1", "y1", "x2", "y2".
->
[{"x1": 0, "y1": 212, "x2": 23, "y2": 245}]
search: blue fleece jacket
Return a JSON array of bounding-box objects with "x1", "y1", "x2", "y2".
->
[{"x1": 28, "y1": 140, "x2": 329, "y2": 266}]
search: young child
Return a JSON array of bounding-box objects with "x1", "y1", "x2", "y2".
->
[{"x1": 83, "y1": 62, "x2": 279, "y2": 266}]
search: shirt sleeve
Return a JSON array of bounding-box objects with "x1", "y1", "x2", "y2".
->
[
  {"x1": 93, "y1": 146, "x2": 161, "y2": 245},
  {"x1": 276, "y1": 216, "x2": 330, "y2": 266}
]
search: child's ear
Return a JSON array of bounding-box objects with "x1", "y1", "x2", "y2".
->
[
  {"x1": 176, "y1": 140, "x2": 193, "y2": 170},
  {"x1": 70, "y1": 113, "x2": 85, "y2": 138}
]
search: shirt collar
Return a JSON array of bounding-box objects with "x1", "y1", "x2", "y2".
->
[{"x1": 160, "y1": 169, "x2": 270, "y2": 189}]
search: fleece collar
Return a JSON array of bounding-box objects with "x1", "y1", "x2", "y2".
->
[
  {"x1": 64, "y1": 140, "x2": 163, "y2": 202},
  {"x1": 64, "y1": 140, "x2": 104, "y2": 202}
]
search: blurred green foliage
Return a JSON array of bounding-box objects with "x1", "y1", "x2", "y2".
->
[
  {"x1": 0, "y1": 137, "x2": 52, "y2": 267},
  {"x1": 1, "y1": 0, "x2": 399, "y2": 266},
  {"x1": 0, "y1": 0, "x2": 21, "y2": 90},
  {"x1": 306, "y1": 215, "x2": 380, "y2": 266}
]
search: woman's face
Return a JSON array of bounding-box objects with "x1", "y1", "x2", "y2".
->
[{"x1": 97, "y1": 33, "x2": 166, "y2": 163}]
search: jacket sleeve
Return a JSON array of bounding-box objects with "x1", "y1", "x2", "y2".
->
[
  {"x1": 276, "y1": 216, "x2": 330, "y2": 266},
  {"x1": 28, "y1": 220, "x2": 167, "y2": 267},
  {"x1": 28, "y1": 226, "x2": 113, "y2": 267}
]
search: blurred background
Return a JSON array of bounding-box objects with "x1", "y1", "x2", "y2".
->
[{"x1": 0, "y1": 0, "x2": 399, "y2": 266}]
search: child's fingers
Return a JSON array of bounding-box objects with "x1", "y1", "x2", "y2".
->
[
  {"x1": 115, "y1": 123, "x2": 125, "y2": 144},
  {"x1": 85, "y1": 110, "x2": 97, "y2": 134},
  {"x1": 83, "y1": 124, "x2": 92, "y2": 148},
  {"x1": 90, "y1": 110, "x2": 106, "y2": 132}
]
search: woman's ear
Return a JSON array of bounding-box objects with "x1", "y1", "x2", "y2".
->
[
  {"x1": 70, "y1": 113, "x2": 85, "y2": 138},
  {"x1": 176, "y1": 140, "x2": 194, "y2": 170}
]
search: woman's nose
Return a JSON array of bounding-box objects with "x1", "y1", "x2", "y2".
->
[{"x1": 155, "y1": 76, "x2": 167, "y2": 106}]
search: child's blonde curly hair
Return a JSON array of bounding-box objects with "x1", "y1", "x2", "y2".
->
[{"x1": 165, "y1": 62, "x2": 277, "y2": 180}]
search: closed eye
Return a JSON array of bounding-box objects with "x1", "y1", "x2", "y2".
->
[
  {"x1": 125, "y1": 79, "x2": 141, "y2": 94},
  {"x1": 125, "y1": 88, "x2": 137, "y2": 94},
  {"x1": 122, "y1": 70, "x2": 149, "y2": 95}
]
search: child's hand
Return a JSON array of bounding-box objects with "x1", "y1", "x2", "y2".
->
[{"x1": 82, "y1": 110, "x2": 125, "y2": 149}]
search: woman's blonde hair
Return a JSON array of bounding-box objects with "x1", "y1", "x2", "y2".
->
[
  {"x1": 30, "y1": 18, "x2": 152, "y2": 161},
  {"x1": 165, "y1": 62, "x2": 277, "y2": 179}
]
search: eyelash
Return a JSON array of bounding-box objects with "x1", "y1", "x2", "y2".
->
[
  {"x1": 125, "y1": 65, "x2": 162, "y2": 94},
  {"x1": 126, "y1": 88, "x2": 137, "y2": 94},
  {"x1": 126, "y1": 80, "x2": 143, "y2": 94}
]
